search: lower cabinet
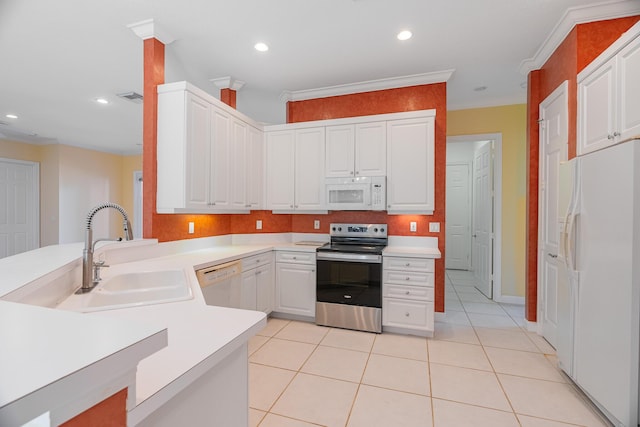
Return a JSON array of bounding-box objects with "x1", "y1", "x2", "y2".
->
[
  {"x1": 382, "y1": 255, "x2": 435, "y2": 337},
  {"x1": 240, "y1": 252, "x2": 274, "y2": 314},
  {"x1": 274, "y1": 251, "x2": 316, "y2": 318}
]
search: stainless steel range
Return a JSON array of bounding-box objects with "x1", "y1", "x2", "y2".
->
[{"x1": 316, "y1": 223, "x2": 387, "y2": 333}]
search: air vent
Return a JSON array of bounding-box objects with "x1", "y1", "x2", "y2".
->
[{"x1": 117, "y1": 92, "x2": 144, "y2": 104}]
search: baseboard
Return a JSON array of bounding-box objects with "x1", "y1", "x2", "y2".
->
[
  {"x1": 434, "y1": 312, "x2": 447, "y2": 322},
  {"x1": 525, "y1": 320, "x2": 538, "y2": 332}
]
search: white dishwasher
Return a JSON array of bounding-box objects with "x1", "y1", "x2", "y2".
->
[{"x1": 196, "y1": 261, "x2": 242, "y2": 308}]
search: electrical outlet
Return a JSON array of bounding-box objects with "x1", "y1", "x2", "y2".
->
[
  {"x1": 410, "y1": 221, "x2": 417, "y2": 232},
  {"x1": 188, "y1": 222, "x2": 195, "y2": 234},
  {"x1": 314, "y1": 220, "x2": 320, "y2": 230},
  {"x1": 256, "y1": 220, "x2": 263, "y2": 230},
  {"x1": 429, "y1": 222, "x2": 440, "y2": 232}
]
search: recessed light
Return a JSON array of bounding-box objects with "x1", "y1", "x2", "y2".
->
[
  {"x1": 6, "y1": 114, "x2": 18, "y2": 119},
  {"x1": 254, "y1": 42, "x2": 269, "y2": 52},
  {"x1": 397, "y1": 30, "x2": 412, "y2": 41},
  {"x1": 95, "y1": 98, "x2": 109, "y2": 104},
  {"x1": 474, "y1": 86, "x2": 488, "y2": 92}
]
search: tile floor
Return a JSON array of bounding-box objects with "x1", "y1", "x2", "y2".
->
[{"x1": 248, "y1": 269, "x2": 611, "y2": 427}]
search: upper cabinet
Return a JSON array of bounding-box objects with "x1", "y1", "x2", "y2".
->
[
  {"x1": 156, "y1": 82, "x2": 263, "y2": 213},
  {"x1": 265, "y1": 127, "x2": 326, "y2": 212},
  {"x1": 578, "y1": 28, "x2": 640, "y2": 156},
  {"x1": 386, "y1": 116, "x2": 435, "y2": 214},
  {"x1": 325, "y1": 122, "x2": 386, "y2": 177}
]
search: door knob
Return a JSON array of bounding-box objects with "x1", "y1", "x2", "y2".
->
[{"x1": 548, "y1": 253, "x2": 558, "y2": 258}]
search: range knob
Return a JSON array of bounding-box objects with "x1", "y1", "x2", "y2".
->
[
  {"x1": 374, "y1": 228, "x2": 379, "y2": 232},
  {"x1": 338, "y1": 227, "x2": 342, "y2": 231},
  {"x1": 332, "y1": 227, "x2": 336, "y2": 231},
  {"x1": 380, "y1": 227, "x2": 385, "y2": 232}
]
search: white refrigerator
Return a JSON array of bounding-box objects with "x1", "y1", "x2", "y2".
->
[{"x1": 558, "y1": 138, "x2": 640, "y2": 427}]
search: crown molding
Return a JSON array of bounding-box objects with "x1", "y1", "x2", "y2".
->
[
  {"x1": 519, "y1": 0, "x2": 640, "y2": 75},
  {"x1": 127, "y1": 19, "x2": 175, "y2": 45},
  {"x1": 279, "y1": 69, "x2": 455, "y2": 103},
  {"x1": 210, "y1": 76, "x2": 245, "y2": 91}
]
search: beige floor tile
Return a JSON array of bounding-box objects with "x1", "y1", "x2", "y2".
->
[
  {"x1": 499, "y1": 374, "x2": 610, "y2": 426},
  {"x1": 371, "y1": 332, "x2": 427, "y2": 361},
  {"x1": 432, "y1": 398, "x2": 520, "y2": 427},
  {"x1": 439, "y1": 310, "x2": 472, "y2": 326},
  {"x1": 259, "y1": 413, "x2": 326, "y2": 427},
  {"x1": 485, "y1": 347, "x2": 566, "y2": 382},
  {"x1": 475, "y1": 327, "x2": 541, "y2": 352},
  {"x1": 433, "y1": 322, "x2": 480, "y2": 344},
  {"x1": 500, "y1": 303, "x2": 525, "y2": 318},
  {"x1": 258, "y1": 318, "x2": 290, "y2": 337},
  {"x1": 249, "y1": 408, "x2": 266, "y2": 427},
  {"x1": 250, "y1": 338, "x2": 316, "y2": 370},
  {"x1": 462, "y1": 301, "x2": 508, "y2": 315},
  {"x1": 526, "y1": 332, "x2": 557, "y2": 354},
  {"x1": 271, "y1": 373, "x2": 358, "y2": 427},
  {"x1": 249, "y1": 335, "x2": 270, "y2": 356},
  {"x1": 458, "y1": 292, "x2": 493, "y2": 303},
  {"x1": 430, "y1": 363, "x2": 512, "y2": 411},
  {"x1": 428, "y1": 339, "x2": 492, "y2": 371},
  {"x1": 274, "y1": 320, "x2": 330, "y2": 344},
  {"x1": 347, "y1": 385, "x2": 432, "y2": 427},
  {"x1": 444, "y1": 299, "x2": 464, "y2": 311},
  {"x1": 467, "y1": 312, "x2": 520, "y2": 330},
  {"x1": 301, "y1": 345, "x2": 369, "y2": 383},
  {"x1": 320, "y1": 327, "x2": 376, "y2": 352},
  {"x1": 361, "y1": 353, "x2": 430, "y2": 395},
  {"x1": 517, "y1": 414, "x2": 592, "y2": 427},
  {"x1": 249, "y1": 363, "x2": 295, "y2": 411}
]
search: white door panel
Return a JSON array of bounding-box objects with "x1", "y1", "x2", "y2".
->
[
  {"x1": 0, "y1": 159, "x2": 39, "y2": 258},
  {"x1": 472, "y1": 142, "x2": 493, "y2": 298},
  {"x1": 446, "y1": 163, "x2": 471, "y2": 270},
  {"x1": 539, "y1": 81, "x2": 569, "y2": 349}
]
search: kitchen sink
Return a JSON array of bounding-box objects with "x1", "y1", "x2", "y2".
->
[{"x1": 57, "y1": 269, "x2": 194, "y2": 312}]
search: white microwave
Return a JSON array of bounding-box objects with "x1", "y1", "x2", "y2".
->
[{"x1": 325, "y1": 176, "x2": 386, "y2": 211}]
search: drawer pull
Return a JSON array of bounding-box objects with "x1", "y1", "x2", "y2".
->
[
  {"x1": 405, "y1": 263, "x2": 410, "y2": 267},
  {"x1": 405, "y1": 312, "x2": 410, "y2": 317},
  {"x1": 405, "y1": 277, "x2": 410, "y2": 281},
  {"x1": 405, "y1": 291, "x2": 410, "y2": 295},
  {"x1": 293, "y1": 256, "x2": 297, "y2": 260}
]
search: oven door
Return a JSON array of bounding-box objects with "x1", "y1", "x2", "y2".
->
[{"x1": 316, "y1": 252, "x2": 382, "y2": 308}]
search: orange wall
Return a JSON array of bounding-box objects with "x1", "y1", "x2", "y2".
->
[
  {"x1": 60, "y1": 388, "x2": 127, "y2": 427},
  {"x1": 287, "y1": 84, "x2": 447, "y2": 312},
  {"x1": 525, "y1": 15, "x2": 640, "y2": 321}
]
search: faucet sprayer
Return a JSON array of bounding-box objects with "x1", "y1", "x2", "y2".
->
[{"x1": 79, "y1": 203, "x2": 133, "y2": 293}]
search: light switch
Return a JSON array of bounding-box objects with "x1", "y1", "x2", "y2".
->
[
  {"x1": 314, "y1": 220, "x2": 320, "y2": 230},
  {"x1": 188, "y1": 222, "x2": 195, "y2": 234},
  {"x1": 429, "y1": 222, "x2": 440, "y2": 232},
  {"x1": 256, "y1": 220, "x2": 263, "y2": 230},
  {"x1": 410, "y1": 221, "x2": 417, "y2": 232}
]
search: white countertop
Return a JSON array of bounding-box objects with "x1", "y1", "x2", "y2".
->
[
  {"x1": 384, "y1": 236, "x2": 441, "y2": 258},
  {"x1": 0, "y1": 235, "x2": 322, "y2": 425}
]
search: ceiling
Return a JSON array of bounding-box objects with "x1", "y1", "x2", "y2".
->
[{"x1": 0, "y1": 0, "x2": 637, "y2": 155}]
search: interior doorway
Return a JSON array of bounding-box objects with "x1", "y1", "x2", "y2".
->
[
  {"x1": 0, "y1": 158, "x2": 40, "y2": 258},
  {"x1": 446, "y1": 134, "x2": 502, "y2": 300}
]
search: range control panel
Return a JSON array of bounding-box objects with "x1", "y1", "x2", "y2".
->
[{"x1": 329, "y1": 223, "x2": 387, "y2": 238}]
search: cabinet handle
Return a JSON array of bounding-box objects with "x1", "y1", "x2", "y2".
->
[
  {"x1": 608, "y1": 134, "x2": 615, "y2": 140},
  {"x1": 295, "y1": 205, "x2": 298, "y2": 208},
  {"x1": 405, "y1": 277, "x2": 410, "y2": 281},
  {"x1": 293, "y1": 256, "x2": 297, "y2": 260},
  {"x1": 405, "y1": 262, "x2": 410, "y2": 267},
  {"x1": 405, "y1": 312, "x2": 410, "y2": 317},
  {"x1": 256, "y1": 259, "x2": 260, "y2": 263},
  {"x1": 355, "y1": 171, "x2": 359, "y2": 175},
  {"x1": 388, "y1": 204, "x2": 391, "y2": 208},
  {"x1": 548, "y1": 253, "x2": 558, "y2": 259},
  {"x1": 405, "y1": 291, "x2": 410, "y2": 295},
  {"x1": 613, "y1": 131, "x2": 621, "y2": 137},
  {"x1": 312, "y1": 269, "x2": 315, "y2": 273},
  {"x1": 350, "y1": 171, "x2": 354, "y2": 175}
]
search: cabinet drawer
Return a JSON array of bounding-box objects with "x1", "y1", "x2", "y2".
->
[
  {"x1": 242, "y1": 252, "x2": 273, "y2": 270},
  {"x1": 383, "y1": 298, "x2": 434, "y2": 331},
  {"x1": 383, "y1": 270, "x2": 433, "y2": 286},
  {"x1": 384, "y1": 284, "x2": 433, "y2": 301},
  {"x1": 276, "y1": 251, "x2": 316, "y2": 265},
  {"x1": 384, "y1": 257, "x2": 434, "y2": 272}
]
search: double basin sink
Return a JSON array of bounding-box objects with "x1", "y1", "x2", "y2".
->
[{"x1": 57, "y1": 269, "x2": 194, "y2": 312}]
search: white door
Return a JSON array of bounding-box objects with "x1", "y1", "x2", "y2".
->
[
  {"x1": 355, "y1": 121, "x2": 386, "y2": 176},
  {"x1": 266, "y1": 130, "x2": 295, "y2": 210},
  {"x1": 231, "y1": 118, "x2": 247, "y2": 209},
  {"x1": 275, "y1": 263, "x2": 316, "y2": 317},
  {"x1": 294, "y1": 127, "x2": 325, "y2": 210},
  {"x1": 539, "y1": 81, "x2": 569, "y2": 349},
  {"x1": 472, "y1": 142, "x2": 493, "y2": 298},
  {"x1": 210, "y1": 107, "x2": 231, "y2": 208},
  {"x1": 0, "y1": 159, "x2": 39, "y2": 258},
  {"x1": 445, "y1": 163, "x2": 471, "y2": 270},
  {"x1": 186, "y1": 93, "x2": 211, "y2": 209},
  {"x1": 325, "y1": 125, "x2": 355, "y2": 177},
  {"x1": 618, "y1": 35, "x2": 640, "y2": 141}
]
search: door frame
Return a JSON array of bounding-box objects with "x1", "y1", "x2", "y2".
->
[
  {"x1": 446, "y1": 134, "x2": 505, "y2": 302},
  {"x1": 0, "y1": 157, "x2": 40, "y2": 255},
  {"x1": 133, "y1": 171, "x2": 143, "y2": 239}
]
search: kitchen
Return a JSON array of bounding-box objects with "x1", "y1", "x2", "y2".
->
[{"x1": 1, "y1": 0, "x2": 640, "y2": 426}]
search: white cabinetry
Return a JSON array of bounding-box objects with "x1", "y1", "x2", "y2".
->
[
  {"x1": 325, "y1": 122, "x2": 386, "y2": 177},
  {"x1": 386, "y1": 116, "x2": 435, "y2": 214},
  {"x1": 241, "y1": 252, "x2": 274, "y2": 314},
  {"x1": 578, "y1": 30, "x2": 640, "y2": 155},
  {"x1": 382, "y1": 256, "x2": 434, "y2": 336},
  {"x1": 231, "y1": 119, "x2": 263, "y2": 210},
  {"x1": 274, "y1": 251, "x2": 316, "y2": 318},
  {"x1": 266, "y1": 128, "x2": 326, "y2": 212},
  {"x1": 157, "y1": 81, "x2": 262, "y2": 213}
]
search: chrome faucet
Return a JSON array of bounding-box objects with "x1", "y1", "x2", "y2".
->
[{"x1": 78, "y1": 203, "x2": 133, "y2": 293}]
